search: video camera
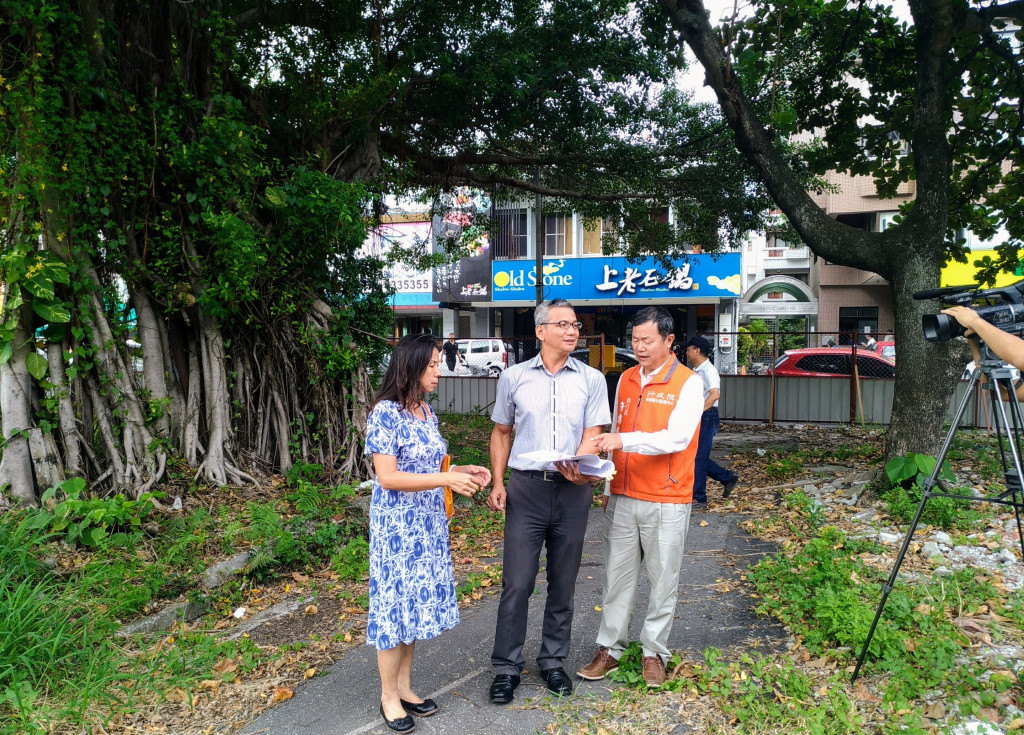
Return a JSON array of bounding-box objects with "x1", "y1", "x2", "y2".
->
[{"x1": 916, "y1": 279, "x2": 1024, "y2": 342}]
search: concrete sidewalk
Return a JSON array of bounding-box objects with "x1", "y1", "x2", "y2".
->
[{"x1": 243, "y1": 498, "x2": 786, "y2": 735}]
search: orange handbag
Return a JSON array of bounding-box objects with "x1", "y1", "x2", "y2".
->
[{"x1": 440, "y1": 454, "x2": 455, "y2": 518}]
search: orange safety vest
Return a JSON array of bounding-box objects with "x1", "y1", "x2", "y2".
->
[{"x1": 609, "y1": 359, "x2": 700, "y2": 504}]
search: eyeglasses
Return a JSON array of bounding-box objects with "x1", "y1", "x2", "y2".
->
[{"x1": 539, "y1": 320, "x2": 583, "y2": 331}]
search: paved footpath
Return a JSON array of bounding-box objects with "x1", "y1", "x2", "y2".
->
[{"x1": 243, "y1": 484, "x2": 786, "y2": 735}]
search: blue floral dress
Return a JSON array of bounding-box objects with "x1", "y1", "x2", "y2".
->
[{"x1": 364, "y1": 400, "x2": 458, "y2": 650}]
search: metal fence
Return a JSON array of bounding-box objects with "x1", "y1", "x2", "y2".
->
[{"x1": 422, "y1": 329, "x2": 1007, "y2": 428}]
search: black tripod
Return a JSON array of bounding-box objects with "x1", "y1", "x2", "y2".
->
[{"x1": 852, "y1": 351, "x2": 1024, "y2": 683}]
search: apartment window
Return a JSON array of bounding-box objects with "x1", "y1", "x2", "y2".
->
[
  {"x1": 544, "y1": 214, "x2": 573, "y2": 256},
  {"x1": 493, "y1": 208, "x2": 528, "y2": 260},
  {"x1": 582, "y1": 217, "x2": 616, "y2": 255}
]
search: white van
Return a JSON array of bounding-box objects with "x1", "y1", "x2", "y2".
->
[{"x1": 457, "y1": 339, "x2": 515, "y2": 377}]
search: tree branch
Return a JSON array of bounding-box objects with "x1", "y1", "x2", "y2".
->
[{"x1": 654, "y1": 0, "x2": 886, "y2": 273}]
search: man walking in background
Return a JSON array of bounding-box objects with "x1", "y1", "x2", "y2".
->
[
  {"x1": 684, "y1": 336, "x2": 739, "y2": 504},
  {"x1": 442, "y1": 332, "x2": 460, "y2": 373},
  {"x1": 579, "y1": 306, "x2": 703, "y2": 688},
  {"x1": 486, "y1": 298, "x2": 610, "y2": 704}
]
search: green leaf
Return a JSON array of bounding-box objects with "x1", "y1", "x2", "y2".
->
[
  {"x1": 0, "y1": 342, "x2": 11, "y2": 367},
  {"x1": 62, "y1": 477, "x2": 86, "y2": 499},
  {"x1": 23, "y1": 274, "x2": 55, "y2": 301},
  {"x1": 885, "y1": 456, "x2": 917, "y2": 485},
  {"x1": 80, "y1": 525, "x2": 107, "y2": 547},
  {"x1": 32, "y1": 301, "x2": 70, "y2": 323},
  {"x1": 25, "y1": 352, "x2": 47, "y2": 381},
  {"x1": 266, "y1": 187, "x2": 288, "y2": 207},
  {"x1": 43, "y1": 323, "x2": 66, "y2": 342},
  {"x1": 912, "y1": 453, "x2": 937, "y2": 476},
  {"x1": 3, "y1": 285, "x2": 23, "y2": 313},
  {"x1": 39, "y1": 258, "x2": 70, "y2": 285}
]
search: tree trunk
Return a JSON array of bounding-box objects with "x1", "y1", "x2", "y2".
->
[
  {"x1": 46, "y1": 340, "x2": 84, "y2": 478},
  {"x1": 0, "y1": 303, "x2": 38, "y2": 506},
  {"x1": 885, "y1": 254, "x2": 964, "y2": 459},
  {"x1": 132, "y1": 287, "x2": 173, "y2": 439}
]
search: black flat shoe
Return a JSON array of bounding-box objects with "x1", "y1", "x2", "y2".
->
[
  {"x1": 489, "y1": 673, "x2": 521, "y2": 704},
  {"x1": 400, "y1": 698, "x2": 438, "y2": 717},
  {"x1": 379, "y1": 703, "x2": 415, "y2": 733},
  {"x1": 542, "y1": 666, "x2": 574, "y2": 696}
]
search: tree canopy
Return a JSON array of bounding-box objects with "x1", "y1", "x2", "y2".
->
[
  {"x1": 0, "y1": 0, "x2": 767, "y2": 504},
  {"x1": 656, "y1": 0, "x2": 1024, "y2": 457}
]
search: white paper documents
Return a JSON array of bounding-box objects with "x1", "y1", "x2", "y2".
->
[{"x1": 519, "y1": 450, "x2": 616, "y2": 479}]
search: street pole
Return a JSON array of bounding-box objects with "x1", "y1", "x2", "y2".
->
[{"x1": 535, "y1": 165, "x2": 543, "y2": 305}]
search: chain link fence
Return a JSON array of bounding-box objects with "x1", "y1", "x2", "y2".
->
[{"x1": 721, "y1": 329, "x2": 896, "y2": 380}]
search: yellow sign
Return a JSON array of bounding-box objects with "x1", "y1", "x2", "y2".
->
[{"x1": 941, "y1": 249, "x2": 1024, "y2": 288}]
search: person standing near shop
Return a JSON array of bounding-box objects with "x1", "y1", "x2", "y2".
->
[
  {"x1": 577, "y1": 306, "x2": 704, "y2": 688},
  {"x1": 486, "y1": 298, "x2": 610, "y2": 704},
  {"x1": 685, "y1": 336, "x2": 739, "y2": 504},
  {"x1": 442, "y1": 333, "x2": 461, "y2": 373}
]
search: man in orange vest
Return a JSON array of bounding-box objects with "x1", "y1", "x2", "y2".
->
[{"x1": 578, "y1": 306, "x2": 704, "y2": 688}]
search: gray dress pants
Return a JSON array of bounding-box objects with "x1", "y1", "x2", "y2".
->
[{"x1": 491, "y1": 469, "x2": 593, "y2": 675}]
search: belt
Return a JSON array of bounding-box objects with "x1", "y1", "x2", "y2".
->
[{"x1": 513, "y1": 468, "x2": 567, "y2": 483}]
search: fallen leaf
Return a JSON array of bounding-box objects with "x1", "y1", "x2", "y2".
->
[
  {"x1": 213, "y1": 659, "x2": 238, "y2": 675},
  {"x1": 292, "y1": 572, "x2": 310, "y2": 584},
  {"x1": 953, "y1": 617, "x2": 986, "y2": 635},
  {"x1": 1007, "y1": 718, "x2": 1024, "y2": 730},
  {"x1": 915, "y1": 603, "x2": 932, "y2": 614},
  {"x1": 198, "y1": 679, "x2": 221, "y2": 692},
  {"x1": 699, "y1": 520, "x2": 709, "y2": 527},
  {"x1": 853, "y1": 684, "x2": 881, "y2": 704},
  {"x1": 304, "y1": 667, "x2": 317, "y2": 679},
  {"x1": 304, "y1": 605, "x2": 318, "y2": 615},
  {"x1": 480, "y1": 578, "x2": 493, "y2": 587},
  {"x1": 922, "y1": 702, "x2": 945, "y2": 720},
  {"x1": 272, "y1": 686, "x2": 294, "y2": 702},
  {"x1": 344, "y1": 631, "x2": 353, "y2": 642},
  {"x1": 165, "y1": 688, "x2": 188, "y2": 703}
]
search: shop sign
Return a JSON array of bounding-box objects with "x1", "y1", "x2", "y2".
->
[
  {"x1": 432, "y1": 189, "x2": 494, "y2": 303},
  {"x1": 491, "y1": 254, "x2": 741, "y2": 301},
  {"x1": 360, "y1": 220, "x2": 436, "y2": 307}
]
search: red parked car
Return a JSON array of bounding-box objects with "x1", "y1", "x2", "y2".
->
[{"x1": 771, "y1": 347, "x2": 896, "y2": 379}]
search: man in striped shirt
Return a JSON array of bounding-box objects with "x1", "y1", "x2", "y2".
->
[{"x1": 486, "y1": 298, "x2": 610, "y2": 704}]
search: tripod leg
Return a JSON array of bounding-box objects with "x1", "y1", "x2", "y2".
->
[
  {"x1": 999, "y1": 383, "x2": 1024, "y2": 560},
  {"x1": 851, "y1": 370, "x2": 981, "y2": 683}
]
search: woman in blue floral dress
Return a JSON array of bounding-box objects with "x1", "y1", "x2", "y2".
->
[{"x1": 365, "y1": 334, "x2": 491, "y2": 733}]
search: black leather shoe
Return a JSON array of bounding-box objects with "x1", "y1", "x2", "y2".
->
[
  {"x1": 542, "y1": 666, "x2": 574, "y2": 697},
  {"x1": 379, "y1": 703, "x2": 415, "y2": 733},
  {"x1": 489, "y1": 673, "x2": 521, "y2": 704},
  {"x1": 400, "y1": 698, "x2": 438, "y2": 717},
  {"x1": 723, "y1": 475, "x2": 739, "y2": 498}
]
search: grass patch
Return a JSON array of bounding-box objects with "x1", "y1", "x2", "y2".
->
[{"x1": 0, "y1": 464, "x2": 370, "y2": 733}]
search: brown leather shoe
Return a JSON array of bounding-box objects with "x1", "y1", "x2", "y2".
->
[
  {"x1": 641, "y1": 656, "x2": 666, "y2": 688},
  {"x1": 577, "y1": 648, "x2": 619, "y2": 680}
]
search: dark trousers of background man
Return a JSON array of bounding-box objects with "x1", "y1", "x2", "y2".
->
[
  {"x1": 491, "y1": 470, "x2": 592, "y2": 675},
  {"x1": 692, "y1": 407, "x2": 736, "y2": 503}
]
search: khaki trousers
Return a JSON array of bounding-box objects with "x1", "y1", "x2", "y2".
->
[{"x1": 595, "y1": 494, "x2": 691, "y2": 662}]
